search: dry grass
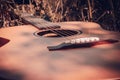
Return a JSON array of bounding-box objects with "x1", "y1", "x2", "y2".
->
[{"x1": 0, "y1": 0, "x2": 120, "y2": 31}]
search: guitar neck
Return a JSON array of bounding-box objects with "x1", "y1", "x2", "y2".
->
[{"x1": 21, "y1": 13, "x2": 60, "y2": 30}]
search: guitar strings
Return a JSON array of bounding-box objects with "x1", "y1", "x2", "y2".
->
[
  {"x1": 41, "y1": 23, "x2": 65, "y2": 37},
  {"x1": 50, "y1": 23, "x2": 79, "y2": 36},
  {"x1": 48, "y1": 23, "x2": 77, "y2": 36},
  {"x1": 43, "y1": 22, "x2": 77, "y2": 41},
  {"x1": 26, "y1": 16, "x2": 79, "y2": 39},
  {"x1": 44, "y1": 22, "x2": 75, "y2": 37}
]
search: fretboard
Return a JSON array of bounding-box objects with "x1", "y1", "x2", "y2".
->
[{"x1": 21, "y1": 13, "x2": 60, "y2": 30}]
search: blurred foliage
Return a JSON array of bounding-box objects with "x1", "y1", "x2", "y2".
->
[
  {"x1": 0, "y1": 0, "x2": 23, "y2": 28},
  {"x1": 0, "y1": 0, "x2": 120, "y2": 31}
]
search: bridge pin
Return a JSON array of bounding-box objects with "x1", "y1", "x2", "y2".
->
[
  {"x1": 84, "y1": 38, "x2": 90, "y2": 42},
  {"x1": 65, "y1": 40, "x2": 70, "y2": 43},
  {"x1": 80, "y1": 38, "x2": 86, "y2": 43},
  {"x1": 94, "y1": 37, "x2": 100, "y2": 41},
  {"x1": 90, "y1": 37, "x2": 100, "y2": 42},
  {"x1": 76, "y1": 39, "x2": 81, "y2": 43},
  {"x1": 71, "y1": 39, "x2": 76, "y2": 44}
]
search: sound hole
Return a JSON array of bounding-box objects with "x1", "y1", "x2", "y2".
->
[{"x1": 35, "y1": 29, "x2": 82, "y2": 38}]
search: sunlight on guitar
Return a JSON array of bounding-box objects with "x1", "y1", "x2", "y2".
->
[{"x1": 0, "y1": 13, "x2": 120, "y2": 80}]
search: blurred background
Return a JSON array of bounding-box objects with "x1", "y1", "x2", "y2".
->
[{"x1": 0, "y1": 0, "x2": 120, "y2": 31}]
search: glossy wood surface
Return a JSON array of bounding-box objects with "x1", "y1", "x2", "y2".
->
[{"x1": 0, "y1": 22, "x2": 120, "y2": 80}]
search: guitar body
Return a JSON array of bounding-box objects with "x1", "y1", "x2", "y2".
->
[{"x1": 0, "y1": 21, "x2": 120, "y2": 80}]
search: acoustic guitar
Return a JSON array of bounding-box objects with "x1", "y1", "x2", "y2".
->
[{"x1": 0, "y1": 14, "x2": 120, "y2": 80}]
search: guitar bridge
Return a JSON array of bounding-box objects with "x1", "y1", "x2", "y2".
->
[{"x1": 47, "y1": 37, "x2": 119, "y2": 51}]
